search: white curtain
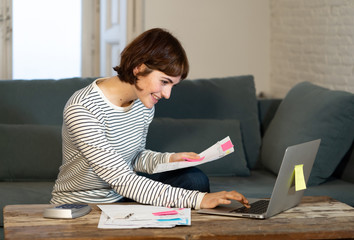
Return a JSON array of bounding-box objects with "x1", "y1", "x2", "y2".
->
[{"x1": 0, "y1": 0, "x2": 12, "y2": 79}]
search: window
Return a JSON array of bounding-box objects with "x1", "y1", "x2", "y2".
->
[{"x1": 12, "y1": 0, "x2": 81, "y2": 79}]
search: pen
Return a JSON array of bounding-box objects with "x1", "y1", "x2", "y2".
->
[{"x1": 124, "y1": 213, "x2": 134, "y2": 219}]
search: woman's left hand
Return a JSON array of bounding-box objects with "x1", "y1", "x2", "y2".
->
[{"x1": 169, "y1": 152, "x2": 200, "y2": 162}]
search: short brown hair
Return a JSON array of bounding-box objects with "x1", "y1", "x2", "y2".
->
[{"x1": 113, "y1": 28, "x2": 189, "y2": 85}]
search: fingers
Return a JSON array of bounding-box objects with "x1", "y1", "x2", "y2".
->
[
  {"x1": 200, "y1": 191, "x2": 250, "y2": 209},
  {"x1": 170, "y1": 152, "x2": 200, "y2": 162},
  {"x1": 224, "y1": 191, "x2": 250, "y2": 208},
  {"x1": 183, "y1": 152, "x2": 200, "y2": 159},
  {"x1": 218, "y1": 198, "x2": 231, "y2": 205}
]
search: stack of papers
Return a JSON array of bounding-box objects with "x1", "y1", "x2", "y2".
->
[
  {"x1": 98, "y1": 205, "x2": 191, "y2": 229},
  {"x1": 153, "y1": 136, "x2": 234, "y2": 173}
]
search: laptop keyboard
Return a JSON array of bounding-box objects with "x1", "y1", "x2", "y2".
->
[{"x1": 230, "y1": 200, "x2": 269, "y2": 214}]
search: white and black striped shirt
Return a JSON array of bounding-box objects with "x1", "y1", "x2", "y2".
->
[{"x1": 51, "y1": 79, "x2": 204, "y2": 209}]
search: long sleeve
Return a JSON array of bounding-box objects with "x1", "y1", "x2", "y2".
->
[{"x1": 132, "y1": 112, "x2": 173, "y2": 174}]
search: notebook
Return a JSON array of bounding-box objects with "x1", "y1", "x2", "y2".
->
[{"x1": 198, "y1": 139, "x2": 321, "y2": 219}]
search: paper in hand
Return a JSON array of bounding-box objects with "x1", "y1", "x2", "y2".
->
[{"x1": 152, "y1": 136, "x2": 234, "y2": 174}]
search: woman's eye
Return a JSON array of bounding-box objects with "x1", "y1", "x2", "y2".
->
[{"x1": 161, "y1": 80, "x2": 169, "y2": 85}]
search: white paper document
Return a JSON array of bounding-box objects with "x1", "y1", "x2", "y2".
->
[
  {"x1": 97, "y1": 205, "x2": 191, "y2": 229},
  {"x1": 152, "y1": 136, "x2": 234, "y2": 174}
]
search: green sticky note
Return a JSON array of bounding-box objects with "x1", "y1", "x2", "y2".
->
[{"x1": 295, "y1": 164, "x2": 306, "y2": 191}]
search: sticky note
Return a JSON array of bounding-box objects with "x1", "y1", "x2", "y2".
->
[
  {"x1": 295, "y1": 164, "x2": 306, "y2": 191},
  {"x1": 182, "y1": 157, "x2": 205, "y2": 162},
  {"x1": 152, "y1": 210, "x2": 179, "y2": 216},
  {"x1": 221, "y1": 140, "x2": 234, "y2": 152}
]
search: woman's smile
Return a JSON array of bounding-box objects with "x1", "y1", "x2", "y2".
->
[{"x1": 152, "y1": 93, "x2": 161, "y2": 104}]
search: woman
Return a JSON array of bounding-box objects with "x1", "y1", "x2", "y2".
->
[{"x1": 51, "y1": 28, "x2": 249, "y2": 209}]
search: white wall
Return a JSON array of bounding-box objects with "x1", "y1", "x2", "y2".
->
[
  {"x1": 270, "y1": 0, "x2": 354, "y2": 98},
  {"x1": 143, "y1": 0, "x2": 271, "y2": 95}
]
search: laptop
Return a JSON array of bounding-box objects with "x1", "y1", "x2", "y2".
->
[{"x1": 198, "y1": 139, "x2": 321, "y2": 219}]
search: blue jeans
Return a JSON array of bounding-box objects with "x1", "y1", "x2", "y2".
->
[{"x1": 119, "y1": 167, "x2": 210, "y2": 202}]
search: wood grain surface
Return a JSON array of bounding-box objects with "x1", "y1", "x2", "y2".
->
[{"x1": 4, "y1": 196, "x2": 354, "y2": 239}]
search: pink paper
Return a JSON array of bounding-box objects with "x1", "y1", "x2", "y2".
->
[
  {"x1": 221, "y1": 140, "x2": 234, "y2": 151},
  {"x1": 152, "y1": 210, "x2": 179, "y2": 216},
  {"x1": 182, "y1": 156, "x2": 205, "y2": 162}
]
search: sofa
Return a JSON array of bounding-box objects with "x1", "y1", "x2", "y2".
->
[{"x1": 1, "y1": 75, "x2": 353, "y2": 238}]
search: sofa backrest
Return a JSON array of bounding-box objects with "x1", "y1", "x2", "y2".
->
[
  {"x1": 4, "y1": 77, "x2": 350, "y2": 182},
  {"x1": 0, "y1": 78, "x2": 96, "y2": 125}
]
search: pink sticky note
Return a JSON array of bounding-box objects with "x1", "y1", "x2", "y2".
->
[
  {"x1": 152, "y1": 210, "x2": 179, "y2": 216},
  {"x1": 221, "y1": 140, "x2": 234, "y2": 151},
  {"x1": 182, "y1": 157, "x2": 205, "y2": 162}
]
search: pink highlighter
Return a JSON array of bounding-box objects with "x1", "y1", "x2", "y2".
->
[{"x1": 182, "y1": 156, "x2": 205, "y2": 162}]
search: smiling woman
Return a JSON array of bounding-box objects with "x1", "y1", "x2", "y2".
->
[
  {"x1": 51, "y1": 28, "x2": 250, "y2": 211},
  {"x1": 12, "y1": 0, "x2": 81, "y2": 79}
]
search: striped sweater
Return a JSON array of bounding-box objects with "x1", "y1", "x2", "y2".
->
[{"x1": 51, "y1": 79, "x2": 204, "y2": 209}]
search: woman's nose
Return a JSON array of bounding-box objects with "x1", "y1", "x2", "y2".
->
[{"x1": 162, "y1": 86, "x2": 172, "y2": 99}]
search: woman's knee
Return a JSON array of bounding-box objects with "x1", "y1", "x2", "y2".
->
[
  {"x1": 138, "y1": 167, "x2": 210, "y2": 193},
  {"x1": 182, "y1": 167, "x2": 210, "y2": 192}
]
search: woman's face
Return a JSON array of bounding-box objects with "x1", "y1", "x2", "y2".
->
[{"x1": 134, "y1": 66, "x2": 181, "y2": 109}]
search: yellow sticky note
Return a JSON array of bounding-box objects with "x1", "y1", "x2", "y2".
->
[{"x1": 295, "y1": 164, "x2": 306, "y2": 191}]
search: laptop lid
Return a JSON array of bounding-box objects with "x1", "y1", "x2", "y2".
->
[{"x1": 264, "y1": 139, "x2": 321, "y2": 218}]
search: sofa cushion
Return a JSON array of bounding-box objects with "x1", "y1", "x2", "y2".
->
[
  {"x1": 154, "y1": 76, "x2": 260, "y2": 169},
  {"x1": 261, "y1": 82, "x2": 354, "y2": 186},
  {"x1": 303, "y1": 178, "x2": 354, "y2": 207},
  {"x1": 146, "y1": 118, "x2": 250, "y2": 176},
  {"x1": 0, "y1": 182, "x2": 54, "y2": 226},
  {"x1": 209, "y1": 170, "x2": 276, "y2": 198},
  {"x1": 0, "y1": 124, "x2": 62, "y2": 181}
]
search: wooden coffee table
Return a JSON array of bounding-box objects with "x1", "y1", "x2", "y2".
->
[{"x1": 3, "y1": 196, "x2": 354, "y2": 239}]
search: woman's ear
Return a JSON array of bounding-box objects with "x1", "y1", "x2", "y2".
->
[
  {"x1": 133, "y1": 63, "x2": 145, "y2": 76},
  {"x1": 133, "y1": 64, "x2": 146, "y2": 76},
  {"x1": 133, "y1": 66, "x2": 139, "y2": 76}
]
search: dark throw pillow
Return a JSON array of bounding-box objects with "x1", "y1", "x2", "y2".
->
[
  {"x1": 0, "y1": 124, "x2": 62, "y2": 181},
  {"x1": 261, "y1": 82, "x2": 354, "y2": 186},
  {"x1": 146, "y1": 118, "x2": 250, "y2": 177}
]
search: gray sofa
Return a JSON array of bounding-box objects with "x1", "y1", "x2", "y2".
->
[{"x1": 1, "y1": 75, "x2": 353, "y2": 238}]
